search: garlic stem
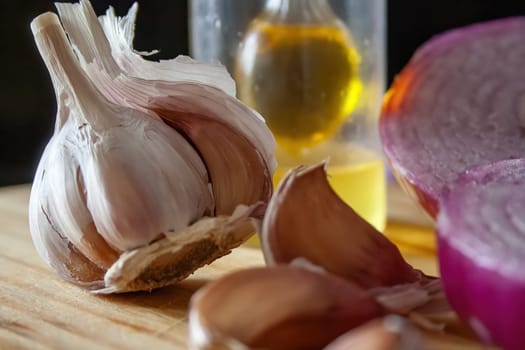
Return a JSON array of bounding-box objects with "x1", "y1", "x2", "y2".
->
[
  {"x1": 56, "y1": 1, "x2": 122, "y2": 78},
  {"x1": 31, "y1": 12, "x2": 113, "y2": 130}
]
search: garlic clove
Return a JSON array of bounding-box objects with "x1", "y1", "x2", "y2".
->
[
  {"x1": 188, "y1": 261, "x2": 452, "y2": 349},
  {"x1": 260, "y1": 163, "x2": 451, "y2": 329},
  {"x1": 154, "y1": 107, "x2": 272, "y2": 216},
  {"x1": 261, "y1": 163, "x2": 421, "y2": 288},
  {"x1": 188, "y1": 266, "x2": 383, "y2": 350},
  {"x1": 30, "y1": 157, "x2": 107, "y2": 289},
  {"x1": 324, "y1": 316, "x2": 423, "y2": 350},
  {"x1": 79, "y1": 111, "x2": 213, "y2": 251},
  {"x1": 325, "y1": 315, "x2": 486, "y2": 350},
  {"x1": 98, "y1": 2, "x2": 237, "y2": 97},
  {"x1": 30, "y1": 133, "x2": 119, "y2": 272},
  {"x1": 97, "y1": 203, "x2": 263, "y2": 294},
  {"x1": 56, "y1": 0, "x2": 276, "y2": 215}
]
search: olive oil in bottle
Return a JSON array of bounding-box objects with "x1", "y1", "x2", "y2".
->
[
  {"x1": 273, "y1": 142, "x2": 386, "y2": 231},
  {"x1": 236, "y1": 24, "x2": 361, "y2": 153},
  {"x1": 235, "y1": 0, "x2": 386, "y2": 246}
]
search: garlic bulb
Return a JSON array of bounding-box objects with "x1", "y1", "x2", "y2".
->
[{"x1": 30, "y1": 7, "x2": 274, "y2": 293}]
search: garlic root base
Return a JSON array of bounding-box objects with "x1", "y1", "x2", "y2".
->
[{"x1": 96, "y1": 204, "x2": 263, "y2": 294}]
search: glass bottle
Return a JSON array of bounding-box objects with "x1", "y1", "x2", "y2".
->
[{"x1": 234, "y1": 0, "x2": 386, "y2": 232}]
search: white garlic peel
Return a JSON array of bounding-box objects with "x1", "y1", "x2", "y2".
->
[
  {"x1": 98, "y1": 3, "x2": 238, "y2": 97},
  {"x1": 55, "y1": 0, "x2": 276, "y2": 216},
  {"x1": 58, "y1": 0, "x2": 274, "y2": 162},
  {"x1": 29, "y1": 7, "x2": 274, "y2": 293}
]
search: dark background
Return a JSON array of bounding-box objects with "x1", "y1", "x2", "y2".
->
[{"x1": 2, "y1": 1, "x2": 525, "y2": 186}]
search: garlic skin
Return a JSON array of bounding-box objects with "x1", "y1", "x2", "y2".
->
[
  {"x1": 55, "y1": 0, "x2": 275, "y2": 217},
  {"x1": 98, "y1": 3, "x2": 237, "y2": 97},
  {"x1": 29, "y1": 8, "x2": 273, "y2": 293}
]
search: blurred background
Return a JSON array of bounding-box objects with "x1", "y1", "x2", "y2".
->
[{"x1": 2, "y1": 0, "x2": 524, "y2": 187}]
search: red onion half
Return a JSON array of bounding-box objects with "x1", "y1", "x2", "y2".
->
[
  {"x1": 380, "y1": 17, "x2": 525, "y2": 218},
  {"x1": 437, "y1": 159, "x2": 525, "y2": 350}
]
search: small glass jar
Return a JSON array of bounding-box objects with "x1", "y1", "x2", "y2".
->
[{"x1": 190, "y1": 0, "x2": 387, "y2": 232}]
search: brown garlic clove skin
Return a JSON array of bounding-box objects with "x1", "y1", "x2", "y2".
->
[
  {"x1": 188, "y1": 266, "x2": 383, "y2": 350},
  {"x1": 324, "y1": 316, "x2": 423, "y2": 350},
  {"x1": 261, "y1": 164, "x2": 421, "y2": 288},
  {"x1": 261, "y1": 163, "x2": 450, "y2": 328}
]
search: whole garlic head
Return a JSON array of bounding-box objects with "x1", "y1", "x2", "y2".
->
[{"x1": 29, "y1": 5, "x2": 274, "y2": 293}]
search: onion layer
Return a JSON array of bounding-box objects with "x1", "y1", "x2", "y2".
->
[
  {"x1": 437, "y1": 159, "x2": 525, "y2": 350},
  {"x1": 380, "y1": 17, "x2": 525, "y2": 218}
]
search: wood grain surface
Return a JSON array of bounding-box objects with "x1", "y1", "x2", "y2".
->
[{"x1": 0, "y1": 185, "x2": 493, "y2": 349}]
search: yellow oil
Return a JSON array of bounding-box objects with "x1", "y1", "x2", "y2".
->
[
  {"x1": 245, "y1": 144, "x2": 386, "y2": 247},
  {"x1": 276, "y1": 152, "x2": 386, "y2": 230},
  {"x1": 235, "y1": 19, "x2": 362, "y2": 154},
  {"x1": 236, "y1": 10, "x2": 386, "y2": 248}
]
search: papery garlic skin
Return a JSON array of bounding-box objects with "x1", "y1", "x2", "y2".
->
[
  {"x1": 55, "y1": 0, "x2": 276, "y2": 216},
  {"x1": 261, "y1": 164, "x2": 420, "y2": 288},
  {"x1": 76, "y1": 109, "x2": 213, "y2": 251},
  {"x1": 61, "y1": 0, "x2": 275, "y2": 169},
  {"x1": 30, "y1": 12, "x2": 213, "y2": 288},
  {"x1": 99, "y1": 3, "x2": 237, "y2": 97}
]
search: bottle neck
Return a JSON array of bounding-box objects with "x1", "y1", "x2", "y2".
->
[{"x1": 263, "y1": 0, "x2": 338, "y2": 24}]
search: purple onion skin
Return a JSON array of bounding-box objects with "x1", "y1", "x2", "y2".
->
[{"x1": 437, "y1": 159, "x2": 525, "y2": 350}]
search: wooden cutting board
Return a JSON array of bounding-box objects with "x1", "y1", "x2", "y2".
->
[{"x1": 0, "y1": 185, "x2": 494, "y2": 349}]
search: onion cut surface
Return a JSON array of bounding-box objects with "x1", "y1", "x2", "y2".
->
[
  {"x1": 437, "y1": 159, "x2": 525, "y2": 350},
  {"x1": 380, "y1": 17, "x2": 525, "y2": 218}
]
